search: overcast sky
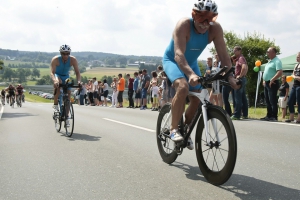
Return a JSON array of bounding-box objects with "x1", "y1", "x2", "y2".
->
[{"x1": 1, "y1": 0, "x2": 299, "y2": 61}]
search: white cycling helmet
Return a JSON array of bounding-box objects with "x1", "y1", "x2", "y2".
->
[
  {"x1": 193, "y1": 0, "x2": 218, "y2": 14},
  {"x1": 59, "y1": 44, "x2": 71, "y2": 52}
]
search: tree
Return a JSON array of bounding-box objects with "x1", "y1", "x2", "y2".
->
[
  {"x1": 32, "y1": 68, "x2": 40, "y2": 78},
  {"x1": 3, "y1": 67, "x2": 16, "y2": 81},
  {"x1": 0, "y1": 60, "x2": 3, "y2": 70},
  {"x1": 24, "y1": 68, "x2": 32, "y2": 78},
  {"x1": 209, "y1": 31, "x2": 279, "y2": 106},
  {"x1": 16, "y1": 68, "x2": 26, "y2": 83},
  {"x1": 36, "y1": 75, "x2": 52, "y2": 85}
]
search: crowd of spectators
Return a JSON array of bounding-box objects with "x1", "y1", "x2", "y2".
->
[
  {"x1": 70, "y1": 47, "x2": 298, "y2": 122},
  {"x1": 72, "y1": 65, "x2": 175, "y2": 111}
]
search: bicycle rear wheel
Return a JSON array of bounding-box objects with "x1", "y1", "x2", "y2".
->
[
  {"x1": 64, "y1": 100, "x2": 74, "y2": 137},
  {"x1": 195, "y1": 105, "x2": 237, "y2": 185},
  {"x1": 156, "y1": 103, "x2": 178, "y2": 164}
]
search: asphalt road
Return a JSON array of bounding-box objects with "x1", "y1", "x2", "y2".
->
[{"x1": 0, "y1": 102, "x2": 299, "y2": 200}]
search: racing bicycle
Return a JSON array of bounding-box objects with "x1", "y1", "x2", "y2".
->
[
  {"x1": 52, "y1": 79, "x2": 80, "y2": 137},
  {"x1": 16, "y1": 95, "x2": 22, "y2": 107},
  {"x1": 156, "y1": 67, "x2": 238, "y2": 186},
  {"x1": 10, "y1": 96, "x2": 15, "y2": 108}
]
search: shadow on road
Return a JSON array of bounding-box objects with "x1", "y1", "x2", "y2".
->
[
  {"x1": 64, "y1": 132, "x2": 101, "y2": 142},
  {"x1": 1, "y1": 112, "x2": 37, "y2": 119},
  {"x1": 171, "y1": 161, "x2": 300, "y2": 199}
]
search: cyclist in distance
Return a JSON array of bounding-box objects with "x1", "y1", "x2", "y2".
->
[
  {"x1": 50, "y1": 44, "x2": 81, "y2": 113},
  {"x1": 163, "y1": 0, "x2": 239, "y2": 149},
  {"x1": 5, "y1": 84, "x2": 16, "y2": 106},
  {"x1": 16, "y1": 84, "x2": 24, "y2": 103},
  {"x1": 1, "y1": 89, "x2": 6, "y2": 105}
]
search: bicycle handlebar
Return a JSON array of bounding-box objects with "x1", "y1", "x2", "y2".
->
[{"x1": 198, "y1": 66, "x2": 241, "y2": 87}]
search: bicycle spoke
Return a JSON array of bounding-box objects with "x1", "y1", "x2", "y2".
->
[
  {"x1": 212, "y1": 148, "x2": 220, "y2": 171},
  {"x1": 218, "y1": 148, "x2": 227, "y2": 164}
]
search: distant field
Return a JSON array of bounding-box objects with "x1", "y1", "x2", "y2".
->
[
  {"x1": 3, "y1": 60, "x2": 47, "y2": 66},
  {"x1": 79, "y1": 67, "x2": 139, "y2": 79},
  {"x1": 7, "y1": 67, "x2": 139, "y2": 85}
]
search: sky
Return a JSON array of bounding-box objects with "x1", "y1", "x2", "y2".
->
[{"x1": 1, "y1": 0, "x2": 300, "y2": 61}]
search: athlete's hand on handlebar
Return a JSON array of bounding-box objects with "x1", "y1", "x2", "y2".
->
[
  {"x1": 228, "y1": 75, "x2": 241, "y2": 90},
  {"x1": 53, "y1": 81, "x2": 59, "y2": 89},
  {"x1": 188, "y1": 73, "x2": 200, "y2": 87}
]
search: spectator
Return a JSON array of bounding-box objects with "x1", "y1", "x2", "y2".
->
[
  {"x1": 140, "y1": 69, "x2": 150, "y2": 110},
  {"x1": 138, "y1": 70, "x2": 143, "y2": 107},
  {"x1": 209, "y1": 60, "x2": 219, "y2": 105},
  {"x1": 97, "y1": 81, "x2": 103, "y2": 106},
  {"x1": 215, "y1": 54, "x2": 223, "y2": 107},
  {"x1": 149, "y1": 71, "x2": 158, "y2": 109},
  {"x1": 92, "y1": 77, "x2": 98, "y2": 106},
  {"x1": 231, "y1": 46, "x2": 248, "y2": 120},
  {"x1": 222, "y1": 56, "x2": 236, "y2": 116},
  {"x1": 157, "y1": 65, "x2": 166, "y2": 109},
  {"x1": 278, "y1": 75, "x2": 289, "y2": 121},
  {"x1": 126, "y1": 73, "x2": 134, "y2": 108},
  {"x1": 204, "y1": 57, "x2": 213, "y2": 95},
  {"x1": 101, "y1": 79, "x2": 109, "y2": 107},
  {"x1": 87, "y1": 79, "x2": 94, "y2": 106},
  {"x1": 79, "y1": 82, "x2": 86, "y2": 105},
  {"x1": 150, "y1": 81, "x2": 159, "y2": 111},
  {"x1": 110, "y1": 77, "x2": 118, "y2": 108},
  {"x1": 133, "y1": 72, "x2": 141, "y2": 108},
  {"x1": 117, "y1": 73, "x2": 125, "y2": 108},
  {"x1": 286, "y1": 52, "x2": 300, "y2": 123},
  {"x1": 260, "y1": 47, "x2": 283, "y2": 121}
]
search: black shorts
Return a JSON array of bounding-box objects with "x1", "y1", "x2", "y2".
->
[
  {"x1": 93, "y1": 91, "x2": 98, "y2": 99},
  {"x1": 9, "y1": 91, "x2": 15, "y2": 97},
  {"x1": 103, "y1": 90, "x2": 108, "y2": 98}
]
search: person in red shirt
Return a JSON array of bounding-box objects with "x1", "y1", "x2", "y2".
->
[{"x1": 126, "y1": 73, "x2": 134, "y2": 108}]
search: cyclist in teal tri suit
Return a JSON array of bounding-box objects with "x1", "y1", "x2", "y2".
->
[
  {"x1": 50, "y1": 44, "x2": 81, "y2": 115},
  {"x1": 162, "y1": 0, "x2": 239, "y2": 149}
]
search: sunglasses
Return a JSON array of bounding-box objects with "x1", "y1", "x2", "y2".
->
[
  {"x1": 61, "y1": 52, "x2": 70, "y2": 56},
  {"x1": 192, "y1": 10, "x2": 218, "y2": 23}
]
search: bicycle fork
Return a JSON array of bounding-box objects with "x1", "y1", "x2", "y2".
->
[{"x1": 201, "y1": 104, "x2": 220, "y2": 147}]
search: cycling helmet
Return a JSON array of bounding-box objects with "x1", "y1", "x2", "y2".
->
[
  {"x1": 193, "y1": 0, "x2": 218, "y2": 14},
  {"x1": 59, "y1": 44, "x2": 71, "y2": 52}
]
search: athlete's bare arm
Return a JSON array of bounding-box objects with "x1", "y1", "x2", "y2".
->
[
  {"x1": 50, "y1": 56, "x2": 59, "y2": 87},
  {"x1": 70, "y1": 56, "x2": 81, "y2": 83},
  {"x1": 209, "y1": 22, "x2": 240, "y2": 89}
]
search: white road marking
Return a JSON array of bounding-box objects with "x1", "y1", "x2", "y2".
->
[
  {"x1": 103, "y1": 118, "x2": 155, "y2": 132},
  {"x1": 0, "y1": 104, "x2": 3, "y2": 119}
]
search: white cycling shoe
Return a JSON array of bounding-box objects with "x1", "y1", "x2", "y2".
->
[
  {"x1": 170, "y1": 129, "x2": 184, "y2": 142},
  {"x1": 65, "y1": 119, "x2": 70, "y2": 127},
  {"x1": 187, "y1": 137, "x2": 194, "y2": 150}
]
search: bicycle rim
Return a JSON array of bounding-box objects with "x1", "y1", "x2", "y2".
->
[
  {"x1": 156, "y1": 103, "x2": 178, "y2": 164},
  {"x1": 64, "y1": 101, "x2": 74, "y2": 137},
  {"x1": 195, "y1": 106, "x2": 237, "y2": 185}
]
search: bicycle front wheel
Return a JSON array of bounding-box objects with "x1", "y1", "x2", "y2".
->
[
  {"x1": 64, "y1": 101, "x2": 74, "y2": 137},
  {"x1": 54, "y1": 105, "x2": 62, "y2": 132},
  {"x1": 156, "y1": 103, "x2": 178, "y2": 164},
  {"x1": 195, "y1": 105, "x2": 237, "y2": 185}
]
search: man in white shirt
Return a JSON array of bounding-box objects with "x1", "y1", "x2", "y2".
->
[{"x1": 93, "y1": 77, "x2": 98, "y2": 106}]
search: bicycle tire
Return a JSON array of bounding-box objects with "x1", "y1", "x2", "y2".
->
[
  {"x1": 156, "y1": 103, "x2": 178, "y2": 164},
  {"x1": 54, "y1": 104, "x2": 62, "y2": 132},
  {"x1": 195, "y1": 105, "x2": 237, "y2": 185},
  {"x1": 64, "y1": 100, "x2": 74, "y2": 137}
]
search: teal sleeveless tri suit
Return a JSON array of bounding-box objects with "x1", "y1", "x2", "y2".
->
[{"x1": 163, "y1": 18, "x2": 209, "y2": 90}]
